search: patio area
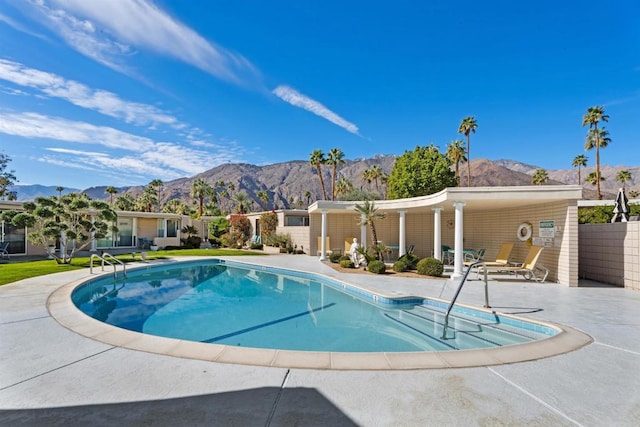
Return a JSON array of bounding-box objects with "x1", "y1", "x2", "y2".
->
[{"x1": 1, "y1": 254, "x2": 639, "y2": 426}]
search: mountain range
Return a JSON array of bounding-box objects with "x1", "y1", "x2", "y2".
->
[{"x1": 9, "y1": 157, "x2": 638, "y2": 207}]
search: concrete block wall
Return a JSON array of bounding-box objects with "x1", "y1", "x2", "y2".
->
[{"x1": 579, "y1": 222, "x2": 640, "y2": 291}]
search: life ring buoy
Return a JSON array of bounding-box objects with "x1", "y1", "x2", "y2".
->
[{"x1": 517, "y1": 222, "x2": 533, "y2": 241}]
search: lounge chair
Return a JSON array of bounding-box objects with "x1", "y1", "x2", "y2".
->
[
  {"x1": 476, "y1": 245, "x2": 548, "y2": 282},
  {"x1": 467, "y1": 242, "x2": 513, "y2": 267},
  {"x1": 0, "y1": 241, "x2": 9, "y2": 259},
  {"x1": 464, "y1": 248, "x2": 485, "y2": 263}
]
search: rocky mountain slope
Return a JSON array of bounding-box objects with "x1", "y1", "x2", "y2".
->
[{"x1": 11, "y1": 157, "x2": 636, "y2": 205}]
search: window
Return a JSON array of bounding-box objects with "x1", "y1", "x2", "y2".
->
[
  {"x1": 167, "y1": 219, "x2": 179, "y2": 238},
  {"x1": 284, "y1": 216, "x2": 309, "y2": 226}
]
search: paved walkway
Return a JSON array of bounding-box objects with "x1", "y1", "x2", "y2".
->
[{"x1": 1, "y1": 255, "x2": 639, "y2": 426}]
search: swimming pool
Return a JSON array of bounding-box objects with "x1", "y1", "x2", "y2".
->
[{"x1": 71, "y1": 259, "x2": 557, "y2": 353}]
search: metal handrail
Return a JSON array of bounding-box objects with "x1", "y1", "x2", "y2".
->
[
  {"x1": 90, "y1": 252, "x2": 126, "y2": 278},
  {"x1": 441, "y1": 261, "x2": 489, "y2": 338}
]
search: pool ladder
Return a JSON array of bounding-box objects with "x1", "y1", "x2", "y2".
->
[
  {"x1": 442, "y1": 261, "x2": 489, "y2": 338},
  {"x1": 90, "y1": 252, "x2": 126, "y2": 278}
]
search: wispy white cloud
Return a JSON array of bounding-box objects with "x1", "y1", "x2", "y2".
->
[
  {"x1": 0, "y1": 59, "x2": 182, "y2": 128},
  {"x1": 0, "y1": 12, "x2": 49, "y2": 40},
  {"x1": 0, "y1": 111, "x2": 245, "y2": 178},
  {"x1": 24, "y1": 0, "x2": 260, "y2": 86},
  {"x1": 272, "y1": 85, "x2": 360, "y2": 135}
]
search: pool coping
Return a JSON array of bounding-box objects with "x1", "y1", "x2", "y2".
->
[{"x1": 47, "y1": 260, "x2": 594, "y2": 370}]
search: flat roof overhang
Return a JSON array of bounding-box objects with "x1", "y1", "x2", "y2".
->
[{"x1": 308, "y1": 185, "x2": 583, "y2": 215}]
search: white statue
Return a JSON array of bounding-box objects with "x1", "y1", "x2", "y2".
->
[{"x1": 350, "y1": 238, "x2": 366, "y2": 267}]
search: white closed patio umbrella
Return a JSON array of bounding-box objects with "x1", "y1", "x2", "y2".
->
[{"x1": 611, "y1": 188, "x2": 630, "y2": 222}]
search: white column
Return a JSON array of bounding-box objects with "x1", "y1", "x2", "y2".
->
[
  {"x1": 319, "y1": 209, "x2": 328, "y2": 261},
  {"x1": 452, "y1": 201, "x2": 466, "y2": 279},
  {"x1": 398, "y1": 210, "x2": 406, "y2": 257},
  {"x1": 432, "y1": 207, "x2": 443, "y2": 260},
  {"x1": 360, "y1": 214, "x2": 367, "y2": 248}
]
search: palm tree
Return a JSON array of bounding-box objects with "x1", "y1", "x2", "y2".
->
[
  {"x1": 304, "y1": 190, "x2": 311, "y2": 206},
  {"x1": 532, "y1": 168, "x2": 549, "y2": 185},
  {"x1": 616, "y1": 170, "x2": 632, "y2": 190},
  {"x1": 148, "y1": 179, "x2": 163, "y2": 211},
  {"x1": 233, "y1": 191, "x2": 250, "y2": 214},
  {"x1": 585, "y1": 171, "x2": 605, "y2": 187},
  {"x1": 457, "y1": 116, "x2": 477, "y2": 187},
  {"x1": 326, "y1": 148, "x2": 345, "y2": 200},
  {"x1": 105, "y1": 186, "x2": 118, "y2": 206},
  {"x1": 309, "y1": 150, "x2": 327, "y2": 200},
  {"x1": 629, "y1": 190, "x2": 639, "y2": 198},
  {"x1": 55, "y1": 186, "x2": 64, "y2": 197},
  {"x1": 335, "y1": 176, "x2": 354, "y2": 198},
  {"x1": 354, "y1": 200, "x2": 386, "y2": 258},
  {"x1": 257, "y1": 190, "x2": 269, "y2": 209},
  {"x1": 380, "y1": 173, "x2": 389, "y2": 200},
  {"x1": 446, "y1": 139, "x2": 467, "y2": 187},
  {"x1": 362, "y1": 167, "x2": 373, "y2": 190},
  {"x1": 369, "y1": 165, "x2": 383, "y2": 194},
  {"x1": 572, "y1": 155, "x2": 588, "y2": 185},
  {"x1": 584, "y1": 126, "x2": 611, "y2": 200},
  {"x1": 190, "y1": 178, "x2": 214, "y2": 218},
  {"x1": 582, "y1": 106, "x2": 609, "y2": 200}
]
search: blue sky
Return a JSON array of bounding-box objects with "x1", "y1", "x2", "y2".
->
[{"x1": 0, "y1": 0, "x2": 638, "y2": 189}]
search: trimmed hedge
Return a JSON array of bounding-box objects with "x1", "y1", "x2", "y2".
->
[
  {"x1": 392, "y1": 259, "x2": 409, "y2": 272},
  {"x1": 339, "y1": 259, "x2": 355, "y2": 268},
  {"x1": 397, "y1": 253, "x2": 419, "y2": 269},
  {"x1": 368, "y1": 260, "x2": 386, "y2": 274},
  {"x1": 329, "y1": 252, "x2": 343, "y2": 263},
  {"x1": 416, "y1": 257, "x2": 444, "y2": 277}
]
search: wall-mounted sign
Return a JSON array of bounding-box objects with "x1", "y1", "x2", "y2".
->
[{"x1": 539, "y1": 220, "x2": 555, "y2": 238}]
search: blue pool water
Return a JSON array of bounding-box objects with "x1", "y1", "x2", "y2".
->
[{"x1": 72, "y1": 260, "x2": 557, "y2": 352}]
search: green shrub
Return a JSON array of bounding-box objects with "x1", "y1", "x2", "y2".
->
[
  {"x1": 249, "y1": 243, "x2": 263, "y2": 250},
  {"x1": 329, "y1": 252, "x2": 343, "y2": 263},
  {"x1": 416, "y1": 257, "x2": 444, "y2": 277},
  {"x1": 339, "y1": 259, "x2": 355, "y2": 268},
  {"x1": 397, "y1": 253, "x2": 419, "y2": 269},
  {"x1": 368, "y1": 260, "x2": 386, "y2": 274},
  {"x1": 295, "y1": 249, "x2": 305, "y2": 254},
  {"x1": 392, "y1": 259, "x2": 409, "y2": 272}
]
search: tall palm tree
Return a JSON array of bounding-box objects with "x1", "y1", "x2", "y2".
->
[
  {"x1": 105, "y1": 186, "x2": 118, "y2": 206},
  {"x1": 56, "y1": 186, "x2": 64, "y2": 197},
  {"x1": 616, "y1": 170, "x2": 632, "y2": 190},
  {"x1": 190, "y1": 178, "x2": 214, "y2": 218},
  {"x1": 457, "y1": 116, "x2": 477, "y2": 187},
  {"x1": 532, "y1": 168, "x2": 549, "y2": 185},
  {"x1": 582, "y1": 106, "x2": 609, "y2": 200},
  {"x1": 304, "y1": 190, "x2": 311, "y2": 206},
  {"x1": 335, "y1": 176, "x2": 354, "y2": 198},
  {"x1": 233, "y1": 191, "x2": 250, "y2": 214},
  {"x1": 446, "y1": 139, "x2": 467, "y2": 187},
  {"x1": 309, "y1": 150, "x2": 327, "y2": 200},
  {"x1": 326, "y1": 148, "x2": 345, "y2": 200},
  {"x1": 354, "y1": 200, "x2": 386, "y2": 259},
  {"x1": 584, "y1": 126, "x2": 611, "y2": 200},
  {"x1": 148, "y1": 179, "x2": 163, "y2": 211},
  {"x1": 572, "y1": 155, "x2": 588, "y2": 185},
  {"x1": 380, "y1": 173, "x2": 389, "y2": 200},
  {"x1": 257, "y1": 190, "x2": 269, "y2": 209},
  {"x1": 362, "y1": 167, "x2": 373, "y2": 190},
  {"x1": 369, "y1": 165, "x2": 383, "y2": 194}
]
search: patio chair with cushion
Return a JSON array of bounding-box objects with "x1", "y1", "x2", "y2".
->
[
  {"x1": 468, "y1": 242, "x2": 513, "y2": 267},
  {"x1": 0, "y1": 242, "x2": 9, "y2": 259},
  {"x1": 476, "y1": 245, "x2": 548, "y2": 282}
]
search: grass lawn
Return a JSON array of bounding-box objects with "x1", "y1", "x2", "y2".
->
[{"x1": 0, "y1": 248, "x2": 265, "y2": 286}]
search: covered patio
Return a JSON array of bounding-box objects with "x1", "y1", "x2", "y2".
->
[{"x1": 309, "y1": 185, "x2": 582, "y2": 286}]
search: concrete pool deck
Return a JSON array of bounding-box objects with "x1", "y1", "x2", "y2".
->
[{"x1": 1, "y1": 254, "x2": 640, "y2": 426}]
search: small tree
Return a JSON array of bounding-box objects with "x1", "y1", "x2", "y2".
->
[
  {"x1": 3, "y1": 194, "x2": 117, "y2": 264},
  {"x1": 0, "y1": 152, "x2": 18, "y2": 201},
  {"x1": 208, "y1": 217, "x2": 230, "y2": 247},
  {"x1": 228, "y1": 214, "x2": 252, "y2": 247},
  {"x1": 180, "y1": 225, "x2": 201, "y2": 249},
  {"x1": 260, "y1": 211, "x2": 278, "y2": 244},
  {"x1": 387, "y1": 144, "x2": 457, "y2": 199},
  {"x1": 354, "y1": 200, "x2": 386, "y2": 259}
]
